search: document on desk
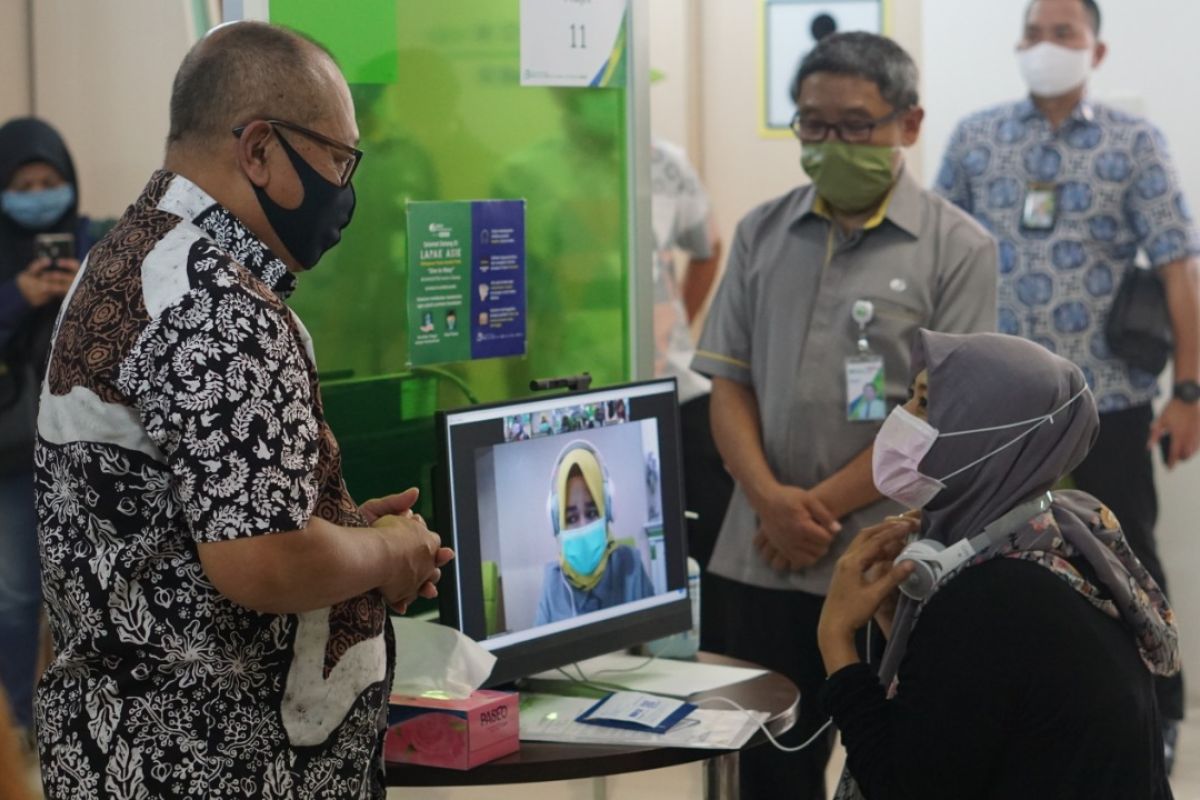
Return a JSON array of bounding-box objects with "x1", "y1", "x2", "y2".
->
[
  {"x1": 529, "y1": 653, "x2": 767, "y2": 698},
  {"x1": 520, "y1": 694, "x2": 767, "y2": 750}
]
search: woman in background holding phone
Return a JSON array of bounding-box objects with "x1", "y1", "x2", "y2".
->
[{"x1": 0, "y1": 117, "x2": 89, "y2": 751}]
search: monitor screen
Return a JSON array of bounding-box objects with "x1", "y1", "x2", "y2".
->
[{"x1": 436, "y1": 379, "x2": 692, "y2": 685}]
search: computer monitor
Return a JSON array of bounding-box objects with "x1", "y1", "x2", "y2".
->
[{"x1": 435, "y1": 379, "x2": 692, "y2": 685}]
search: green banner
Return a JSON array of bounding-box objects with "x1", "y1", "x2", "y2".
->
[{"x1": 407, "y1": 201, "x2": 473, "y2": 365}]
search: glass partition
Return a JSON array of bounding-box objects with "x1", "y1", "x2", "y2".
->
[
  {"x1": 275, "y1": 0, "x2": 634, "y2": 398},
  {"x1": 268, "y1": 1, "x2": 647, "y2": 518}
]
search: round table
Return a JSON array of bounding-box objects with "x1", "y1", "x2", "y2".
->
[{"x1": 386, "y1": 652, "x2": 799, "y2": 799}]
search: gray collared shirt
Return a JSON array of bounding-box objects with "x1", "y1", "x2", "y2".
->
[{"x1": 692, "y1": 169, "x2": 998, "y2": 594}]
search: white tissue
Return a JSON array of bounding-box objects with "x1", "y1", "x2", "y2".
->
[{"x1": 390, "y1": 618, "x2": 497, "y2": 699}]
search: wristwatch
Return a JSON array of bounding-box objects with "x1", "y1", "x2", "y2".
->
[{"x1": 1173, "y1": 380, "x2": 1200, "y2": 404}]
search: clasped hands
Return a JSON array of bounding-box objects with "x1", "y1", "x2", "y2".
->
[
  {"x1": 753, "y1": 483, "x2": 843, "y2": 572},
  {"x1": 360, "y1": 488, "x2": 455, "y2": 614}
]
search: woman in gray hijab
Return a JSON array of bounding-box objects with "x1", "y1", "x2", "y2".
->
[{"x1": 817, "y1": 330, "x2": 1178, "y2": 800}]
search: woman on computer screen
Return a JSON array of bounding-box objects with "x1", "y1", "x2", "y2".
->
[{"x1": 535, "y1": 442, "x2": 653, "y2": 624}]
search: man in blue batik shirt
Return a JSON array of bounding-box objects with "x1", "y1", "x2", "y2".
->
[{"x1": 936, "y1": 0, "x2": 1200, "y2": 769}]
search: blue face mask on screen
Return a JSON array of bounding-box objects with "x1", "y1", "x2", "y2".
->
[
  {"x1": 560, "y1": 518, "x2": 608, "y2": 577},
  {"x1": 1, "y1": 184, "x2": 75, "y2": 231}
]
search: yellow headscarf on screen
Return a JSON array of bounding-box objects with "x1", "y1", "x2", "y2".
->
[
  {"x1": 556, "y1": 445, "x2": 617, "y2": 590},
  {"x1": 556, "y1": 447, "x2": 607, "y2": 531}
]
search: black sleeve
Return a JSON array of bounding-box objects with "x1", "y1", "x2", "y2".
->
[
  {"x1": 821, "y1": 663, "x2": 893, "y2": 795},
  {"x1": 821, "y1": 566, "x2": 1024, "y2": 800}
]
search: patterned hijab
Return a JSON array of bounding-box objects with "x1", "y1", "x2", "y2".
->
[
  {"x1": 835, "y1": 331, "x2": 1180, "y2": 800},
  {"x1": 879, "y1": 331, "x2": 1179, "y2": 684}
]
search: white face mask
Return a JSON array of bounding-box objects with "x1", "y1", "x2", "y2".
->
[
  {"x1": 1017, "y1": 41, "x2": 1093, "y2": 98},
  {"x1": 872, "y1": 386, "x2": 1089, "y2": 509}
]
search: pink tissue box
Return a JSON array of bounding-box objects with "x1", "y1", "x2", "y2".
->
[{"x1": 385, "y1": 689, "x2": 519, "y2": 770}]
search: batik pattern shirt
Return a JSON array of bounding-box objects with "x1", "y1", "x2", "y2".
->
[
  {"x1": 35, "y1": 171, "x2": 392, "y2": 799},
  {"x1": 936, "y1": 99, "x2": 1200, "y2": 411}
]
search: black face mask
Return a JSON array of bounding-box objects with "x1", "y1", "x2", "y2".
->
[{"x1": 253, "y1": 132, "x2": 356, "y2": 269}]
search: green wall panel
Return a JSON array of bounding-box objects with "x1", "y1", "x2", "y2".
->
[
  {"x1": 271, "y1": 1, "x2": 634, "y2": 516},
  {"x1": 272, "y1": 0, "x2": 399, "y2": 84},
  {"x1": 276, "y1": 2, "x2": 631, "y2": 399}
]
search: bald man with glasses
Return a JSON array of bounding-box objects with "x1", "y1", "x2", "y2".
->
[{"x1": 33, "y1": 22, "x2": 450, "y2": 799}]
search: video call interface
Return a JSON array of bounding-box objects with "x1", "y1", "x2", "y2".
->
[{"x1": 440, "y1": 381, "x2": 689, "y2": 649}]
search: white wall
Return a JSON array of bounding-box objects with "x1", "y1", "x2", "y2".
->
[
  {"x1": 922, "y1": 0, "x2": 1200, "y2": 699},
  {"x1": 648, "y1": 0, "x2": 698, "y2": 157},
  {"x1": 30, "y1": 0, "x2": 193, "y2": 219},
  {"x1": 692, "y1": 0, "x2": 808, "y2": 257},
  {"x1": 0, "y1": 0, "x2": 30, "y2": 120}
]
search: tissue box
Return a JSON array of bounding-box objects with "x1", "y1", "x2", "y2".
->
[{"x1": 385, "y1": 690, "x2": 519, "y2": 770}]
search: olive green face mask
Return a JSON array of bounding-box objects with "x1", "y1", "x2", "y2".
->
[{"x1": 800, "y1": 140, "x2": 898, "y2": 214}]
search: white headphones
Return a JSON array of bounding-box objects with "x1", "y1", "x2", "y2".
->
[{"x1": 894, "y1": 492, "x2": 1054, "y2": 600}]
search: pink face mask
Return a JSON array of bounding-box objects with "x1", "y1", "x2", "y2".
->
[
  {"x1": 872, "y1": 386, "x2": 1090, "y2": 509},
  {"x1": 872, "y1": 408, "x2": 944, "y2": 509}
]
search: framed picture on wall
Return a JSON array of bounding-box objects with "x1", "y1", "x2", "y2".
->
[{"x1": 760, "y1": 0, "x2": 888, "y2": 138}]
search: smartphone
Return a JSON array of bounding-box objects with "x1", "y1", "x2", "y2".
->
[
  {"x1": 1159, "y1": 434, "x2": 1173, "y2": 464},
  {"x1": 34, "y1": 232, "x2": 75, "y2": 270}
]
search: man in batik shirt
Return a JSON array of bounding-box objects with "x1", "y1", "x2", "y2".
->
[{"x1": 34, "y1": 22, "x2": 450, "y2": 799}]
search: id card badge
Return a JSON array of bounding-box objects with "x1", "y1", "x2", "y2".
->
[
  {"x1": 846, "y1": 354, "x2": 887, "y2": 422},
  {"x1": 847, "y1": 299, "x2": 887, "y2": 423},
  {"x1": 1022, "y1": 183, "x2": 1059, "y2": 232}
]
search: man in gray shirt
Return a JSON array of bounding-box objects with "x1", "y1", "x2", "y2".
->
[{"x1": 693, "y1": 33, "x2": 996, "y2": 800}]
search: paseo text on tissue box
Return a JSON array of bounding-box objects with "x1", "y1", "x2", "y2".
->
[{"x1": 385, "y1": 690, "x2": 519, "y2": 770}]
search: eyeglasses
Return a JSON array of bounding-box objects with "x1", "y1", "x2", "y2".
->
[
  {"x1": 231, "y1": 119, "x2": 363, "y2": 187},
  {"x1": 790, "y1": 108, "x2": 908, "y2": 144}
]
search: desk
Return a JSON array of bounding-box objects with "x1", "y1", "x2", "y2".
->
[{"x1": 385, "y1": 652, "x2": 799, "y2": 800}]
